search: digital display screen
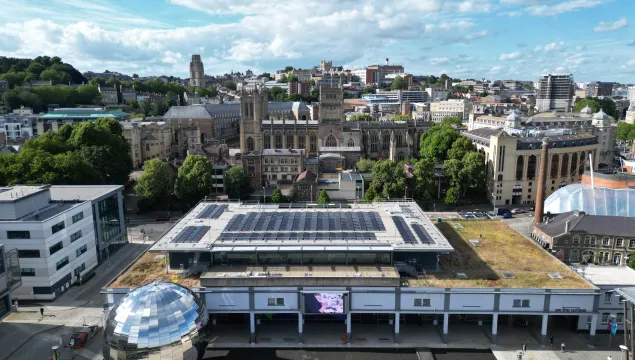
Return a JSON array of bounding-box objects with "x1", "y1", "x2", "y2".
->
[{"x1": 304, "y1": 293, "x2": 344, "y2": 313}]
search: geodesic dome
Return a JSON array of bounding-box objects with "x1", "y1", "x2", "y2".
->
[{"x1": 543, "y1": 184, "x2": 635, "y2": 217}]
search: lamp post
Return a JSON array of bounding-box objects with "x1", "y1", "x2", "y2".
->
[{"x1": 405, "y1": 186, "x2": 408, "y2": 200}]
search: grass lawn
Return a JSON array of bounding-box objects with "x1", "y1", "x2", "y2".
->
[
  {"x1": 109, "y1": 252, "x2": 201, "y2": 288},
  {"x1": 409, "y1": 220, "x2": 594, "y2": 289}
]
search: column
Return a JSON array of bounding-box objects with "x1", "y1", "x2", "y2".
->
[
  {"x1": 298, "y1": 312, "x2": 303, "y2": 344},
  {"x1": 491, "y1": 313, "x2": 498, "y2": 345},
  {"x1": 250, "y1": 312, "x2": 256, "y2": 344},
  {"x1": 541, "y1": 314, "x2": 548, "y2": 346},
  {"x1": 346, "y1": 312, "x2": 352, "y2": 340},
  {"x1": 443, "y1": 313, "x2": 449, "y2": 344},
  {"x1": 394, "y1": 312, "x2": 400, "y2": 344},
  {"x1": 588, "y1": 314, "x2": 597, "y2": 346}
]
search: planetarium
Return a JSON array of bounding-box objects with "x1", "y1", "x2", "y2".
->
[
  {"x1": 543, "y1": 184, "x2": 635, "y2": 217},
  {"x1": 102, "y1": 281, "x2": 210, "y2": 360}
]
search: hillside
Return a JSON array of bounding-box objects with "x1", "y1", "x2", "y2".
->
[{"x1": 0, "y1": 56, "x2": 85, "y2": 87}]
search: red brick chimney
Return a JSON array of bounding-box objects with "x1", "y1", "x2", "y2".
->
[{"x1": 533, "y1": 137, "x2": 549, "y2": 225}]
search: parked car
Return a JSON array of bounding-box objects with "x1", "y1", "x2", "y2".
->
[
  {"x1": 501, "y1": 212, "x2": 513, "y2": 219},
  {"x1": 511, "y1": 208, "x2": 526, "y2": 214},
  {"x1": 495, "y1": 208, "x2": 510, "y2": 215},
  {"x1": 155, "y1": 216, "x2": 170, "y2": 221}
]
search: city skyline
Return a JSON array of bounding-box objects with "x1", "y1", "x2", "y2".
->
[{"x1": 0, "y1": 0, "x2": 633, "y2": 82}]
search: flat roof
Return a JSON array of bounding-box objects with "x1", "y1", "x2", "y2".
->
[
  {"x1": 571, "y1": 265, "x2": 635, "y2": 286},
  {"x1": 409, "y1": 220, "x2": 594, "y2": 289},
  {"x1": 150, "y1": 201, "x2": 454, "y2": 253},
  {"x1": 49, "y1": 185, "x2": 123, "y2": 201},
  {"x1": 0, "y1": 186, "x2": 48, "y2": 202}
]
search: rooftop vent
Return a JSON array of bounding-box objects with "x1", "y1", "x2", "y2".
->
[
  {"x1": 501, "y1": 271, "x2": 516, "y2": 279},
  {"x1": 469, "y1": 239, "x2": 483, "y2": 247},
  {"x1": 548, "y1": 272, "x2": 563, "y2": 279},
  {"x1": 456, "y1": 272, "x2": 468, "y2": 279}
]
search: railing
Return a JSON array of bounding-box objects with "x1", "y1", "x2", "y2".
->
[{"x1": 394, "y1": 261, "x2": 418, "y2": 278}]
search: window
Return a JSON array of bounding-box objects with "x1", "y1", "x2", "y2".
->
[
  {"x1": 7, "y1": 231, "x2": 30, "y2": 239},
  {"x1": 590, "y1": 236, "x2": 596, "y2": 245},
  {"x1": 584, "y1": 236, "x2": 590, "y2": 245},
  {"x1": 604, "y1": 293, "x2": 612, "y2": 303},
  {"x1": 414, "y1": 298, "x2": 431, "y2": 307},
  {"x1": 76, "y1": 244, "x2": 87, "y2": 257},
  {"x1": 602, "y1": 237, "x2": 611, "y2": 246},
  {"x1": 325, "y1": 135, "x2": 337, "y2": 147},
  {"x1": 572, "y1": 235, "x2": 580, "y2": 244},
  {"x1": 246, "y1": 137, "x2": 254, "y2": 152},
  {"x1": 287, "y1": 133, "x2": 294, "y2": 148},
  {"x1": 513, "y1": 299, "x2": 530, "y2": 308},
  {"x1": 601, "y1": 313, "x2": 610, "y2": 324},
  {"x1": 52, "y1": 221, "x2": 65, "y2": 234},
  {"x1": 74, "y1": 263, "x2": 86, "y2": 277},
  {"x1": 18, "y1": 249, "x2": 40, "y2": 258},
  {"x1": 617, "y1": 313, "x2": 624, "y2": 324},
  {"x1": 616, "y1": 238, "x2": 624, "y2": 247},
  {"x1": 348, "y1": 139, "x2": 354, "y2": 147},
  {"x1": 275, "y1": 132, "x2": 283, "y2": 149},
  {"x1": 49, "y1": 241, "x2": 63, "y2": 255},
  {"x1": 267, "y1": 297, "x2": 284, "y2": 306},
  {"x1": 56, "y1": 256, "x2": 69, "y2": 270},
  {"x1": 70, "y1": 230, "x2": 82, "y2": 243},
  {"x1": 72, "y1": 212, "x2": 84, "y2": 223},
  {"x1": 20, "y1": 268, "x2": 35, "y2": 277},
  {"x1": 630, "y1": 239, "x2": 635, "y2": 248}
]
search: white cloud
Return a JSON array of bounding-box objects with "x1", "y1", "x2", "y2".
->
[
  {"x1": 498, "y1": 11, "x2": 523, "y2": 17},
  {"x1": 489, "y1": 65, "x2": 504, "y2": 73},
  {"x1": 499, "y1": 51, "x2": 522, "y2": 60},
  {"x1": 430, "y1": 57, "x2": 451, "y2": 65},
  {"x1": 543, "y1": 41, "x2": 566, "y2": 52},
  {"x1": 593, "y1": 18, "x2": 628, "y2": 32},
  {"x1": 626, "y1": 60, "x2": 635, "y2": 66},
  {"x1": 500, "y1": 0, "x2": 552, "y2": 3},
  {"x1": 527, "y1": 0, "x2": 603, "y2": 16}
]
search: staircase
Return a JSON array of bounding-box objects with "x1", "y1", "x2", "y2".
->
[{"x1": 394, "y1": 261, "x2": 419, "y2": 278}]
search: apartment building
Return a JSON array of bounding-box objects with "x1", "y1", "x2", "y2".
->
[
  {"x1": 0, "y1": 107, "x2": 37, "y2": 142},
  {"x1": 586, "y1": 82, "x2": 613, "y2": 97},
  {"x1": 98, "y1": 84, "x2": 119, "y2": 106},
  {"x1": 425, "y1": 87, "x2": 449, "y2": 102},
  {"x1": 429, "y1": 99, "x2": 472, "y2": 122},
  {"x1": 536, "y1": 74, "x2": 574, "y2": 112},
  {"x1": 374, "y1": 90, "x2": 429, "y2": 103}
]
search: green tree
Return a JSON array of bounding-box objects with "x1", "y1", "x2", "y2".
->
[
  {"x1": 141, "y1": 99, "x2": 152, "y2": 116},
  {"x1": 284, "y1": 66, "x2": 294, "y2": 72},
  {"x1": 125, "y1": 99, "x2": 140, "y2": 111},
  {"x1": 355, "y1": 158, "x2": 375, "y2": 172},
  {"x1": 574, "y1": 97, "x2": 618, "y2": 119},
  {"x1": 89, "y1": 77, "x2": 106, "y2": 86},
  {"x1": 447, "y1": 136, "x2": 475, "y2": 161},
  {"x1": 207, "y1": 86, "x2": 218, "y2": 98},
  {"x1": 287, "y1": 74, "x2": 298, "y2": 83},
  {"x1": 367, "y1": 160, "x2": 407, "y2": 200},
  {"x1": 268, "y1": 86, "x2": 287, "y2": 102},
  {"x1": 349, "y1": 113, "x2": 374, "y2": 121},
  {"x1": 271, "y1": 188, "x2": 283, "y2": 203},
  {"x1": 413, "y1": 156, "x2": 436, "y2": 204},
  {"x1": 361, "y1": 86, "x2": 374, "y2": 95},
  {"x1": 617, "y1": 122, "x2": 635, "y2": 141},
  {"x1": 391, "y1": 76, "x2": 408, "y2": 90},
  {"x1": 25, "y1": 62, "x2": 46, "y2": 77},
  {"x1": 419, "y1": 124, "x2": 460, "y2": 162},
  {"x1": 134, "y1": 159, "x2": 172, "y2": 211},
  {"x1": 279, "y1": 75, "x2": 288, "y2": 83},
  {"x1": 175, "y1": 155, "x2": 213, "y2": 207},
  {"x1": 106, "y1": 77, "x2": 121, "y2": 88},
  {"x1": 222, "y1": 81, "x2": 236, "y2": 91},
  {"x1": 195, "y1": 87, "x2": 208, "y2": 97},
  {"x1": 317, "y1": 189, "x2": 330, "y2": 204},
  {"x1": 441, "y1": 116, "x2": 463, "y2": 126},
  {"x1": 393, "y1": 114, "x2": 410, "y2": 121},
  {"x1": 224, "y1": 166, "x2": 253, "y2": 200},
  {"x1": 444, "y1": 187, "x2": 460, "y2": 205},
  {"x1": 75, "y1": 84, "x2": 100, "y2": 105},
  {"x1": 0, "y1": 72, "x2": 28, "y2": 88}
]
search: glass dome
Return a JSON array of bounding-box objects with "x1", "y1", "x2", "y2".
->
[
  {"x1": 103, "y1": 281, "x2": 210, "y2": 360},
  {"x1": 544, "y1": 184, "x2": 635, "y2": 217}
]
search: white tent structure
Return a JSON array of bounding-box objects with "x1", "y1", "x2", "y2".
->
[{"x1": 543, "y1": 184, "x2": 635, "y2": 217}]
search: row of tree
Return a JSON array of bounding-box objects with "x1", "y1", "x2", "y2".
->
[
  {"x1": 574, "y1": 97, "x2": 620, "y2": 120},
  {"x1": 268, "y1": 86, "x2": 320, "y2": 103},
  {"x1": 617, "y1": 122, "x2": 635, "y2": 141},
  {"x1": 0, "y1": 56, "x2": 85, "y2": 87},
  {"x1": 2, "y1": 84, "x2": 101, "y2": 113}
]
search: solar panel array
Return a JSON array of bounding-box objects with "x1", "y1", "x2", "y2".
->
[
  {"x1": 217, "y1": 232, "x2": 377, "y2": 242},
  {"x1": 223, "y1": 212, "x2": 385, "y2": 232},
  {"x1": 392, "y1": 216, "x2": 419, "y2": 244},
  {"x1": 170, "y1": 226, "x2": 210, "y2": 243},
  {"x1": 411, "y1": 224, "x2": 436, "y2": 245},
  {"x1": 196, "y1": 204, "x2": 228, "y2": 219}
]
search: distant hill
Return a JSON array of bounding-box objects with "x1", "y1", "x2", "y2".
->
[{"x1": 0, "y1": 56, "x2": 86, "y2": 87}]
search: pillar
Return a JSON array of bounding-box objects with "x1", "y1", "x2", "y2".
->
[
  {"x1": 443, "y1": 313, "x2": 449, "y2": 344},
  {"x1": 394, "y1": 312, "x2": 400, "y2": 344},
  {"x1": 249, "y1": 312, "x2": 256, "y2": 344},
  {"x1": 346, "y1": 312, "x2": 352, "y2": 340},
  {"x1": 533, "y1": 137, "x2": 550, "y2": 225},
  {"x1": 491, "y1": 313, "x2": 498, "y2": 345},
  {"x1": 298, "y1": 312, "x2": 303, "y2": 344},
  {"x1": 541, "y1": 314, "x2": 548, "y2": 346},
  {"x1": 588, "y1": 314, "x2": 597, "y2": 346}
]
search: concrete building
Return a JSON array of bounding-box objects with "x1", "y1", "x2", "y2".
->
[
  {"x1": 318, "y1": 172, "x2": 364, "y2": 201},
  {"x1": 103, "y1": 201, "x2": 603, "y2": 348},
  {"x1": 120, "y1": 86, "x2": 136, "y2": 103},
  {"x1": 189, "y1": 55, "x2": 206, "y2": 87},
  {"x1": 37, "y1": 108, "x2": 130, "y2": 134},
  {"x1": 0, "y1": 244, "x2": 20, "y2": 319},
  {"x1": 464, "y1": 128, "x2": 599, "y2": 206},
  {"x1": 375, "y1": 90, "x2": 429, "y2": 103},
  {"x1": 586, "y1": 82, "x2": 614, "y2": 97},
  {"x1": 98, "y1": 84, "x2": 119, "y2": 105},
  {"x1": 536, "y1": 74, "x2": 574, "y2": 112},
  {"x1": 0, "y1": 107, "x2": 37, "y2": 142},
  {"x1": 121, "y1": 121, "x2": 172, "y2": 168},
  {"x1": 0, "y1": 185, "x2": 123, "y2": 300},
  {"x1": 425, "y1": 87, "x2": 449, "y2": 102},
  {"x1": 429, "y1": 99, "x2": 472, "y2": 122},
  {"x1": 288, "y1": 81, "x2": 310, "y2": 96}
]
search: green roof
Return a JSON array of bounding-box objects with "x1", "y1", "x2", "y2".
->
[{"x1": 40, "y1": 108, "x2": 129, "y2": 120}]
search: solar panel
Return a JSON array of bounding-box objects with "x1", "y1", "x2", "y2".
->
[
  {"x1": 392, "y1": 216, "x2": 419, "y2": 244},
  {"x1": 222, "y1": 211, "x2": 384, "y2": 232},
  {"x1": 197, "y1": 205, "x2": 215, "y2": 219},
  {"x1": 196, "y1": 204, "x2": 228, "y2": 219},
  {"x1": 216, "y1": 232, "x2": 378, "y2": 242},
  {"x1": 171, "y1": 226, "x2": 210, "y2": 243},
  {"x1": 412, "y1": 224, "x2": 436, "y2": 245}
]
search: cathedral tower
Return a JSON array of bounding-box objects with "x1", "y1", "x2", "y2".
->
[
  {"x1": 239, "y1": 85, "x2": 268, "y2": 153},
  {"x1": 189, "y1": 55, "x2": 205, "y2": 87},
  {"x1": 317, "y1": 83, "x2": 344, "y2": 149}
]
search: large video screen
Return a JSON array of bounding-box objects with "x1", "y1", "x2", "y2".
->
[{"x1": 304, "y1": 293, "x2": 344, "y2": 314}]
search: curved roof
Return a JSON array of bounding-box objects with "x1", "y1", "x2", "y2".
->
[
  {"x1": 506, "y1": 111, "x2": 519, "y2": 121},
  {"x1": 593, "y1": 109, "x2": 610, "y2": 120},
  {"x1": 544, "y1": 184, "x2": 635, "y2": 217},
  {"x1": 579, "y1": 105, "x2": 593, "y2": 115}
]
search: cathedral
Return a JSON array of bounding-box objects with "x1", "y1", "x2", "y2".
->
[{"x1": 239, "y1": 84, "x2": 431, "y2": 186}]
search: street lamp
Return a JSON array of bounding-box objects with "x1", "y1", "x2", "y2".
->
[{"x1": 404, "y1": 186, "x2": 408, "y2": 200}]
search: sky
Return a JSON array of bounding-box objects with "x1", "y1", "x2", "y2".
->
[{"x1": 0, "y1": 0, "x2": 634, "y2": 82}]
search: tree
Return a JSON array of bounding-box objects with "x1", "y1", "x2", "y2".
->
[
  {"x1": 141, "y1": 99, "x2": 152, "y2": 116},
  {"x1": 444, "y1": 187, "x2": 460, "y2": 205},
  {"x1": 617, "y1": 122, "x2": 635, "y2": 141},
  {"x1": 413, "y1": 156, "x2": 436, "y2": 204},
  {"x1": 574, "y1": 97, "x2": 618, "y2": 119},
  {"x1": 132, "y1": 73, "x2": 139, "y2": 79},
  {"x1": 134, "y1": 159, "x2": 172, "y2": 211},
  {"x1": 419, "y1": 124, "x2": 460, "y2": 162},
  {"x1": 441, "y1": 116, "x2": 463, "y2": 126},
  {"x1": 317, "y1": 189, "x2": 330, "y2": 204},
  {"x1": 284, "y1": 66, "x2": 294, "y2": 72},
  {"x1": 89, "y1": 77, "x2": 106, "y2": 86},
  {"x1": 391, "y1": 76, "x2": 408, "y2": 90},
  {"x1": 271, "y1": 188, "x2": 283, "y2": 203},
  {"x1": 393, "y1": 114, "x2": 410, "y2": 121},
  {"x1": 279, "y1": 75, "x2": 288, "y2": 83},
  {"x1": 287, "y1": 74, "x2": 298, "y2": 83},
  {"x1": 355, "y1": 159, "x2": 375, "y2": 172},
  {"x1": 224, "y1": 166, "x2": 253, "y2": 200},
  {"x1": 367, "y1": 160, "x2": 407, "y2": 200},
  {"x1": 349, "y1": 113, "x2": 374, "y2": 121},
  {"x1": 76, "y1": 84, "x2": 100, "y2": 105},
  {"x1": 206, "y1": 86, "x2": 218, "y2": 98},
  {"x1": 447, "y1": 136, "x2": 475, "y2": 161},
  {"x1": 268, "y1": 86, "x2": 287, "y2": 102},
  {"x1": 106, "y1": 77, "x2": 121, "y2": 88},
  {"x1": 361, "y1": 86, "x2": 374, "y2": 95},
  {"x1": 195, "y1": 87, "x2": 208, "y2": 97},
  {"x1": 223, "y1": 81, "x2": 237, "y2": 91},
  {"x1": 174, "y1": 155, "x2": 213, "y2": 207}
]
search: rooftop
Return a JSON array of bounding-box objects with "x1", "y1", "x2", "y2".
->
[
  {"x1": 0, "y1": 185, "x2": 48, "y2": 202},
  {"x1": 409, "y1": 221, "x2": 594, "y2": 289},
  {"x1": 39, "y1": 108, "x2": 129, "y2": 120},
  {"x1": 571, "y1": 265, "x2": 635, "y2": 286},
  {"x1": 49, "y1": 185, "x2": 123, "y2": 201},
  {"x1": 535, "y1": 211, "x2": 635, "y2": 237}
]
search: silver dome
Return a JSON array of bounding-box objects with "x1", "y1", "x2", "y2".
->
[{"x1": 103, "y1": 281, "x2": 210, "y2": 360}]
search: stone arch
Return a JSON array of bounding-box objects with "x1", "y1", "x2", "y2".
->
[
  {"x1": 246, "y1": 137, "x2": 254, "y2": 152},
  {"x1": 286, "y1": 132, "x2": 294, "y2": 148},
  {"x1": 397, "y1": 152, "x2": 405, "y2": 162},
  {"x1": 550, "y1": 154, "x2": 559, "y2": 178},
  {"x1": 263, "y1": 131, "x2": 271, "y2": 149},
  {"x1": 348, "y1": 138, "x2": 354, "y2": 147},
  {"x1": 560, "y1": 153, "x2": 569, "y2": 178},
  {"x1": 301, "y1": 114, "x2": 307, "y2": 120},
  {"x1": 325, "y1": 135, "x2": 337, "y2": 147},
  {"x1": 275, "y1": 131, "x2": 283, "y2": 149},
  {"x1": 516, "y1": 156, "x2": 524, "y2": 181}
]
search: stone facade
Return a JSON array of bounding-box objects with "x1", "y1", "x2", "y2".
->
[
  {"x1": 98, "y1": 84, "x2": 119, "y2": 105},
  {"x1": 189, "y1": 54, "x2": 205, "y2": 87},
  {"x1": 122, "y1": 121, "x2": 172, "y2": 168}
]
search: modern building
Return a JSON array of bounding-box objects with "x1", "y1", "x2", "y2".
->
[
  {"x1": 586, "y1": 82, "x2": 613, "y2": 97},
  {"x1": 0, "y1": 107, "x2": 37, "y2": 142},
  {"x1": 536, "y1": 74, "x2": 574, "y2": 112},
  {"x1": 374, "y1": 90, "x2": 429, "y2": 104},
  {"x1": 429, "y1": 99, "x2": 472, "y2": 122},
  {"x1": 103, "y1": 201, "x2": 602, "y2": 348},
  {"x1": 121, "y1": 121, "x2": 172, "y2": 168},
  {"x1": 288, "y1": 81, "x2": 310, "y2": 96},
  {"x1": 464, "y1": 129, "x2": 599, "y2": 206},
  {"x1": 425, "y1": 87, "x2": 449, "y2": 102},
  {"x1": 0, "y1": 244, "x2": 21, "y2": 319},
  {"x1": 189, "y1": 54, "x2": 206, "y2": 87},
  {"x1": 37, "y1": 108, "x2": 130, "y2": 134},
  {"x1": 318, "y1": 172, "x2": 364, "y2": 201}
]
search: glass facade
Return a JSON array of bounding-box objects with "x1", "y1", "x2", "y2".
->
[
  {"x1": 99, "y1": 194, "x2": 122, "y2": 244},
  {"x1": 544, "y1": 184, "x2": 635, "y2": 217}
]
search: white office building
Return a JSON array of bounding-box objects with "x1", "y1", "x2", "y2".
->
[
  {"x1": 0, "y1": 107, "x2": 37, "y2": 142},
  {"x1": 429, "y1": 99, "x2": 472, "y2": 122},
  {"x1": 425, "y1": 88, "x2": 449, "y2": 102}
]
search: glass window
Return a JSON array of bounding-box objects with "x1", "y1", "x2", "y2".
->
[
  {"x1": 616, "y1": 238, "x2": 624, "y2": 247},
  {"x1": 76, "y1": 244, "x2": 87, "y2": 257},
  {"x1": 513, "y1": 299, "x2": 530, "y2": 307},
  {"x1": 20, "y1": 268, "x2": 35, "y2": 277},
  {"x1": 601, "y1": 313, "x2": 610, "y2": 324},
  {"x1": 72, "y1": 212, "x2": 84, "y2": 223},
  {"x1": 70, "y1": 230, "x2": 82, "y2": 243},
  {"x1": 56, "y1": 256, "x2": 69, "y2": 270},
  {"x1": 617, "y1": 313, "x2": 624, "y2": 324},
  {"x1": 590, "y1": 236, "x2": 596, "y2": 245},
  {"x1": 414, "y1": 298, "x2": 430, "y2": 307},
  {"x1": 49, "y1": 241, "x2": 63, "y2": 255},
  {"x1": 602, "y1": 237, "x2": 610, "y2": 246},
  {"x1": 572, "y1": 235, "x2": 580, "y2": 244},
  {"x1": 52, "y1": 221, "x2": 65, "y2": 234},
  {"x1": 98, "y1": 194, "x2": 122, "y2": 244},
  {"x1": 18, "y1": 249, "x2": 40, "y2": 258},
  {"x1": 630, "y1": 239, "x2": 635, "y2": 248},
  {"x1": 7, "y1": 231, "x2": 30, "y2": 239},
  {"x1": 604, "y1": 293, "x2": 612, "y2": 303}
]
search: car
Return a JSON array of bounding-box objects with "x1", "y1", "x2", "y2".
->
[
  {"x1": 155, "y1": 216, "x2": 170, "y2": 221},
  {"x1": 495, "y1": 208, "x2": 510, "y2": 215},
  {"x1": 501, "y1": 212, "x2": 512, "y2": 219},
  {"x1": 511, "y1": 208, "x2": 526, "y2": 214}
]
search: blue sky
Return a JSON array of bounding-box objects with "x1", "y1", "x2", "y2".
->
[{"x1": 0, "y1": 0, "x2": 633, "y2": 82}]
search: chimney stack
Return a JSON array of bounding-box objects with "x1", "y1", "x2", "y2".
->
[
  {"x1": 564, "y1": 220, "x2": 570, "y2": 233},
  {"x1": 386, "y1": 58, "x2": 389, "y2": 66},
  {"x1": 533, "y1": 137, "x2": 550, "y2": 225}
]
